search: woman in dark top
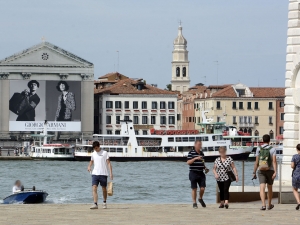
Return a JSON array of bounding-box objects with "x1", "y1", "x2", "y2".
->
[
  {"x1": 55, "y1": 81, "x2": 76, "y2": 121},
  {"x1": 291, "y1": 144, "x2": 300, "y2": 210},
  {"x1": 213, "y1": 146, "x2": 238, "y2": 209}
]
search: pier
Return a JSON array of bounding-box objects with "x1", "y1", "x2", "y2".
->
[{"x1": 0, "y1": 203, "x2": 299, "y2": 225}]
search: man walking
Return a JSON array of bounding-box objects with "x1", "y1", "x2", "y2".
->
[
  {"x1": 253, "y1": 134, "x2": 277, "y2": 210},
  {"x1": 87, "y1": 141, "x2": 113, "y2": 209},
  {"x1": 187, "y1": 140, "x2": 207, "y2": 209}
]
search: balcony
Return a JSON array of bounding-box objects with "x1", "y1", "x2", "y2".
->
[{"x1": 239, "y1": 123, "x2": 254, "y2": 128}]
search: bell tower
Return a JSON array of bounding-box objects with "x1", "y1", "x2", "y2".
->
[{"x1": 171, "y1": 24, "x2": 190, "y2": 93}]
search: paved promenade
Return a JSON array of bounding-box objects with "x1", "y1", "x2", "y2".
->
[{"x1": 0, "y1": 203, "x2": 299, "y2": 225}]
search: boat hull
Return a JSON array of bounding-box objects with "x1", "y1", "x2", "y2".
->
[
  {"x1": 31, "y1": 157, "x2": 74, "y2": 161},
  {"x1": 75, "y1": 152, "x2": 250, "y2": 162},
  {"x1": 3, "y1": 191, "x2": 48, "y2": 204}
]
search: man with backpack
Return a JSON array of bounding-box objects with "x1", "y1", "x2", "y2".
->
[{"x1": 253, "y1": 134, "x2": 277, "y2": 210}]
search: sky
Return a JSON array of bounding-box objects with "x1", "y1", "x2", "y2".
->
[{"x1": 0, "y1": 0, "x2": 288, "y2": 88}]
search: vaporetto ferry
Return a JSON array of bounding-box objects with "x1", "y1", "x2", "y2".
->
[{"x1": 75, "y1": 118, "x2": 253, "y2": 162}]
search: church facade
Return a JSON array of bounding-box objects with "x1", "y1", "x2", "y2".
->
[{"x1": 0, "y1": 41, "x2": 94, "y2": 140}]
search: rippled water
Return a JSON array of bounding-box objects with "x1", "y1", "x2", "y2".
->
[{"x1": 0, "y1": 161, "x2": 258, "y2": 204}]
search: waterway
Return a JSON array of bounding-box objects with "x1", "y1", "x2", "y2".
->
[{"x1": 0, "y1": 161, "x2": 259, "y2": 204}]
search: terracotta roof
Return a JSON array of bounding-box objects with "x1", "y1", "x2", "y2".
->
[
  {"x1": 186, "y1": 85, "x2": 207, "y2": 94},
  {"x1": 250, "y1": 87, "x2": 285, "y2": 98},
  {"x1": 212, "y1": 86, "x2": 237, "y2": 97},
  {"x1": 94, "y1": 78, "x2": 176, "y2": 95},
  {"x1": 207, "y1": 84, "x2": 232, "y2": 89},
  {"x1": 98, "y1": 72, "x2": 129, "y2": 80}
]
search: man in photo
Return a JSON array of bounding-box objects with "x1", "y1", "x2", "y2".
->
[
  {"x1": 11, "y1": 80, "x2": 40, "y2": 121},
  {"x1": 87, "y1": 141, "x2": 113, "y2": 210}
]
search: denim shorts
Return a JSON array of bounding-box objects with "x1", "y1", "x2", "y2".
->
[{"x1": 92, "y1": 175, "x2": 107, "y2": 187}]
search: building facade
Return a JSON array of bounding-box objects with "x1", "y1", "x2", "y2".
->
[
  {"x1": 171, "y1": 25, "x2": 190, "y2": 94},
  {"x1": 0, "y1": 42, "x2": 94, "y2": 140},
  {"x1": 94, "y1": 73, "x2": 178, "y2": 134}
]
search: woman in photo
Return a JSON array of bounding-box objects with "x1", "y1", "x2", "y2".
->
[
  {"x1": 291, "y1": 144, "x2": 300, "y2": 210},
  {"x1": 213, "y1": 146, "x2": 238, "y2": 209},
  {"x1": 55, "y1": 81, "x2": 76, "y2": 121}
]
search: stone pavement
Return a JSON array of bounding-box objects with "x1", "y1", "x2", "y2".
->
[{"x1": 0, "y1": 203, "x2": 299, "y2": 225}]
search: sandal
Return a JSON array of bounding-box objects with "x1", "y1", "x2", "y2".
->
[
  {"x1": 268, "y1": 204, "x2": 274, "y2": 210},
  {"x1": 296, "y1": 204, "x2": 300, "y2": 210},
  {"x1": 225, "y1": 204, "x2": 229, "y2": 209},
  {"x1": 260, "y1": 206, "x2": 266, "y2": 210},
  {"x1": 219, "y1": 204, "x2": 224, "y2": 208}
]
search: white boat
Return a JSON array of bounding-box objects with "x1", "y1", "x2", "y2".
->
[
  {"x1": 29, "y1": 121, "x2": 74, "y2": 160},
  {"x1": 75, "y1": 116, "x2": 252, "y2": 162}
]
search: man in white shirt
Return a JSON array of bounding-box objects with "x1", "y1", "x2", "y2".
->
[
  {"x1": 87, "y1": 141, "x2": 113, "y2": 209},
  {"x1": 12, "y1": 180, "x2": 22, "y2": 194}
]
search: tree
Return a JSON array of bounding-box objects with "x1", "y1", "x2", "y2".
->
[{"x1": 165, "y1": 84, "x2": 172, "y2": 91}]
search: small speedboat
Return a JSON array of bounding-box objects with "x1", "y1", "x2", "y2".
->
[{"x1": 3, "y1": 190, "x2": 48, "y2": 204}]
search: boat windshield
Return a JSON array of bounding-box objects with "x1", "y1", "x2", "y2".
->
[
  {"x1": 53, "y1": 148, "x2": 72, "y2": 155},
  {"x1": 136, "y1": 137, "x2": 162, "y2": 146},
  {"x1": 92, "y1": 136, "x2": 129, "y2": 146}
]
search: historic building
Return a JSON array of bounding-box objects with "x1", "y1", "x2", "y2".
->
[
  {"x1": 283, "y1": 0, "x2": 300, "y2": 182},
  {"x1": 171, "y1": 25, "x2": 190, "y2": 94},
  {"x1": 0, "y1": 41, "x2": 94, "y2": 140},
  {"x1": 94, "y1": 73, "x2": 178, "y2": 134}
]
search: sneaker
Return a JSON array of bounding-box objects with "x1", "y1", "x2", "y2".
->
[
  {"x1": 90, "y1": 203, "x2": 98, "y2": 209},
  {"x1": 103, "y1": 203, "x2": 107, "y2": 209},
  {"x1": 193, "y1": 203, "x2": 198, "y2": 209},
  {"x1": 198, "y1": 199, "x2": 206, "y2": 208}
]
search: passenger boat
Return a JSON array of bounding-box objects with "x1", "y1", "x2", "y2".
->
[
  {"x1": 29, "y1": 121, "x2": 74, "y2": 160},
  {"x1": 3, "y1": 190, "x2": 48, "y2": 204},
  {"x1": 75, "y1": 113, "x2": 252, "y2": 162},
  {"x1": 248, "y1": 141, "x2": 283, "y2": 161}
]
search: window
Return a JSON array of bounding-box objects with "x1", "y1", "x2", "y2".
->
[
  {"x1": 254, "y1": 102, "x2": 259, "y2": 110},
  {"x1": 124, "y1": 115, "x2": 130, "y2": 121},
  {"x1": 116, "y1": 116, "x2": 120, "y2": 124},
  {"x1": 232, "y1": 102, "x2": 237, "y2": 109},
  {"x1": 169, "y1": 116, "x2": 175, "y2": 124},
  {"x1": 115, "y1": 130, "x2": 120, "y2": 135},
  {"x1": 269, "y1": 102, "x2": 273, "y2": 110},
  {"x1": 160, "y1": 101, "x2": 166, "y2": 109},
  {"x1": 269, "y1": 116, "x2": 273, "y2": 124},
  {"x1": 143, "y1": 130, "x2": 148, "y2": 135},
  {"x1": 160, "y1": 115, "x2": 166, "y2": 124},
  {"x1": 254, "y1": 130, "x2": 259, "y2": 136},
  {"x1": 247, "y1": 102, "x2": 251, "y2": 110},
  {"x1": 280, "y1": 113, "x2": 284, "y2": 121},
  {"x1": 152, "y1": 101, "x2": 157, "y2": 109},
  {"x1": 133, "y1": 101, "x2": 138, "y2": 109},
  {"x1": 248, "y1": 116, "x2": 252, "y2": 124},
  {"x1": 142, "y1": 101, "x2": 147, "y2": 109},
  {"x1": 106, "y1": 101, "x2": 113, "y2": 108},
  {"x1": 183, "y1": 67, "x2": 186, "y2": 77},
  {"x1": 134, "y1": 116, "x2": 139, "y2": 124},
  {"x1": 168, "y1": 137, "x2": 174, "y2": 142},
  {"x1": 151, "y1": 115, "x2": 156, "y2": 124},
  {"x1": 255, "y1": 116, "x2": 259, "y2": 124},
  {"x1": 217, "y1": 116, "x2": 220, "y2": 122},
  {"x1": 107, "y1": 130, "x2": 112, "y2": 134},
  {"x1": 239, "y1": 102, "x2": 243, "y2": 109},
  {"x1": 176, "y1": 67, "x2": 180, "y2": 77},
  {"x1": 244, "y1": 116, "x2": 247, "y2": 124},
  {"x1": 106, "y1": 115, "x2": 111, "y2": 124},
  {"x1": 177, "y1": 114, "x2": 181, "y2": 121},
  {"x1": 233, "y1": 116, "x2": 237, "y2": 124},
  {"x1": 279, "y1": 127, "x2": 284, "y2": 135},
  {"x1": 142, "y1": 116, "x2": 148, "y2": 124},
  {"x1": 239, "y1": 116, "x2": 243, "y2": 124},
  {"x1": 168, "y1": 101, "x2": 175, "y2": 109},
  {"x1": 135, "y1": 130, "x2": 139, "y2": 135},
  {"x1": 197, "y1": 117, "x2": 200, "y2": 123},
  {"x1": 125, "y1": 101, "x2": 129, "y2": 109},
  {"x1": 236, "y1": 89, "x2": 245, "y2": 97},
  {"x1": 269, "y1": 130, "x2": 274, "y2": 139},
  {"x1": 216, "y1": 101, "x2": 221, "y2": 109},
  {"x1": 280, "y1": 101, "x2": 284, "y2": 108},
  {"x1": 115, "y1": 101, "x2": 122, "y2": 109},
  {"x1": 189, "y1": 117, "x2": 192, "y2": 122}
]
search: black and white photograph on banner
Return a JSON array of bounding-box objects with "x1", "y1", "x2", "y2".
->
[
  {"x1": 45, "y1": 81, "x2": 81, "y2": 122},
  {"x1": 9, "y1": 80, "x2": 46, "y2": 122}
]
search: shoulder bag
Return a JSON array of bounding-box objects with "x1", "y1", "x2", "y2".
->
[{"x1": 220, "y1": 157, "x2": 236, "y2": 182}]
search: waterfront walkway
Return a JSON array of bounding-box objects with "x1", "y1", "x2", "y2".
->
[{"x1": 0, "y1": 204, "x2": 299, "y2": 225}]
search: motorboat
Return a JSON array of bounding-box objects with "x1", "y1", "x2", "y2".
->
[{"x1": 3, "y1": 189, "x2": 48, "y2": 204}]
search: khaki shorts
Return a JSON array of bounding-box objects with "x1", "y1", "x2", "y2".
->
[{"x1": 257, "y1": 170, "x2": 275, "y2": 185}]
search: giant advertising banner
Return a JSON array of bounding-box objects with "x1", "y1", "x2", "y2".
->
[{"x1": 9, "y1": 80, "x2": 81, "y2": 131}]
